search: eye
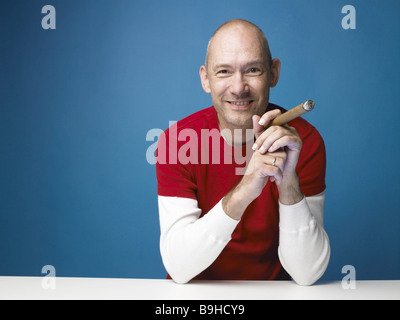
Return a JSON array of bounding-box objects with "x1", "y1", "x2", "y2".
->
[
  {"x1": 248, "y1": 67, "x2": 262, "y2": 74},
  {"x1": 216, "y1": 69, "x2": 231, "y2": 77}
]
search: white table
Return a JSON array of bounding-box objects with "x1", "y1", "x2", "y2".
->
[{"x1": 0, "y1": 277, "x2": 399, "y2": 300}]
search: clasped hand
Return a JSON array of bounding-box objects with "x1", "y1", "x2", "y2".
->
[
  {"x1": 222, "y1": 109, "x2": 304, "y2": 219},
  {"x1": 242, "y1": 109, "x2": 303, "y2": 201}
]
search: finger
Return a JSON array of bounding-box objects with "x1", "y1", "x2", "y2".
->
[
  {"x1": 257, "y1": 109, "x2": 282, "y2": 127},
  {"x1": 252, "y1": 125, "x2": 276, "y2": 151},
  {"x1": 265, "y1": 163, "x2": 283, "y2": 184},
  {"x1": 267, "y1": 136, "x2": 294, "y2": 153},
  {"x1": 257, "y1": 161, "x2": 283, "y2": 183},
  {"x1": 254, "y1": 151, "x2": 285, "y2": 183},
  {"x1": 255, "y1": 126, "x2": 287, "y2": 154},
  {"x1": 256, "y1": 126, "x2": 301, "y2": 154},
  {"x1": 268, "y1": 134, "x2": 302, "y2": 153},
  {"x1": 258, "y1": 151, "x2": 286, "y2": 172},
  {"x1": 252, "y1": 110, "x2": 282, "y2": 149},
  {"x1": 252, "y1": 115, "x2": 264, "y2": 139}
]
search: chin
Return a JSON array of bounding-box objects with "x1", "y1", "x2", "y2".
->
[
  {"x1": 215, "y1": 104, "x2": 256, "y2": 129},
  {"x1": 226, "y1": 114, "x2": 253, "y2": 129}
]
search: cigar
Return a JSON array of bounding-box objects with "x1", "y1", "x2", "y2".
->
[{"x1": 266, "y1": 100, "x2": 315, "y2": 128}]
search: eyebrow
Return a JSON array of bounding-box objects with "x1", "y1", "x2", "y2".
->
[{"x1": 212, "y1": 60, "x2": 266, "y2": 71}]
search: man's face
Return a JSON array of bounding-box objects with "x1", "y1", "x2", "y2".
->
[{"x1": 200, "y1": 24, "x2": 279, "y2": 130}]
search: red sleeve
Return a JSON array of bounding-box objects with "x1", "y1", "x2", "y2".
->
[
  {"x1": 156, "y1": 129, "x2": 198, "y2": 200},
  {"x1": 296, "y1": 124, "x2": 326, "y2": 197}
]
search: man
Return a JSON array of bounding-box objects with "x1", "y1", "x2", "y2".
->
[{"x1": 156, "y1": 19, "x2": 330, "y2": 285}]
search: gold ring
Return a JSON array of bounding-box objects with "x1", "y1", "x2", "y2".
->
[{"x1": 272, "y1": 157, "x2": 276, "y2": 166}]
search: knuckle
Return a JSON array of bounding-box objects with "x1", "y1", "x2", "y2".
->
[
  {"x1": 269, "y1": 125, "x2": 280, "y2": 132},
  {"x1": 271, "y1": 166, "x2": 280, "y2": 174}
]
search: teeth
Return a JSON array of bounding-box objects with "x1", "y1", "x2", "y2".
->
[{"x1": 230, "y1": 101, "x2": 250, "y2": 106}]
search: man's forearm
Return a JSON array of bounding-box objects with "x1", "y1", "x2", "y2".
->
[
  {"x1": 222, "y1": 173, "x2": 304, "y2": 220},
  {"x1": 221, "y1": 181, "x2": 256, "y2": 220},
  {"x1": 277, "y1": 174, "x2": 304, "y2": 205}
]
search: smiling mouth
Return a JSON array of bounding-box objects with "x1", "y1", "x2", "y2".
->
[{"x1": 227, "y1": 100, "x2": 254, "y2": 109}]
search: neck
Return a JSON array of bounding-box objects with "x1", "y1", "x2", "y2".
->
[{"x1": 219, "y1": 125, "x2": 254, "y2": 146}]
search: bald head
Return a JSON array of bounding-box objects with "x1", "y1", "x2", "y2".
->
[{"x1": 205, "y1": 19, "x2": 272, "y2": 70}]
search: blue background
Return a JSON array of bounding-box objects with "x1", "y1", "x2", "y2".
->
[{"x1": 1, "y1": 0, "x2": 399, "y2": 281}]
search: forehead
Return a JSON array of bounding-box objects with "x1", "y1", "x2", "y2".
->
[{"x1": 208, "y1": 25, "x2": 267, "y2": 68}]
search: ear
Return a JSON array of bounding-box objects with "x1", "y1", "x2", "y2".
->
[
  {"x1": 269, "y1": 58, "x2": 281, "y2": 88},
  {"x1": 199, "y1": 65, "x2": 211, "y2": 93}
]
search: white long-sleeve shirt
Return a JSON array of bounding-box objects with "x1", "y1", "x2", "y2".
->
[{"x1": 159, "y1": 192, "x2": 330, "y2": 285}]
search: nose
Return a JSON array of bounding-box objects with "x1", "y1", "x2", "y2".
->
[{"x1": 230, "y1": 72, "x2": 249, "y2": 98}]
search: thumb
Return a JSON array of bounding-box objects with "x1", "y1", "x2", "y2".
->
[{"x1": 252, "y1": 115, "x2": 264, "y2": 139}]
